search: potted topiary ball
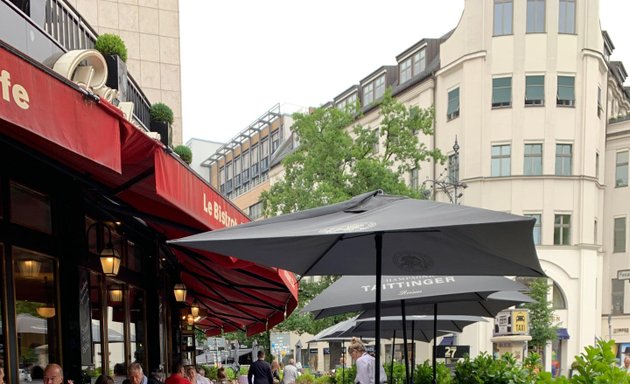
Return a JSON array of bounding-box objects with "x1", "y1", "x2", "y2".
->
[
  {"x1": 150, "y1": 102, "x2": 174, "y2": 147},
  {"x1": 94, "y1": 33, "x2": 129, "y2": 101},
  {"x1": 174, "y1": 145, "x2": 193, "y2": 165}
]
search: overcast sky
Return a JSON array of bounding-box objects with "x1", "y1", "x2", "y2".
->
[{"x1": 180, "y1": 0, "x2": 630, "y2": 144}]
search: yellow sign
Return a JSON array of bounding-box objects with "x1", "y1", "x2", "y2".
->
[{"x1": 512, "y1": 310, "x2": 529, "y2": 334}]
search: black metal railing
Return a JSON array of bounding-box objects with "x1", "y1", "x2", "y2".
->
[{"x1": 1, "y1": 0, "x2": 152, "y2": 129}]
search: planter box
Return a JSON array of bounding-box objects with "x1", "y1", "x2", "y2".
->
[
  {"x1": 150, "y1": 121, "x2": 172, "y2": 147},
  {"x1": 105, "y1": 54, "x2": 128, "y2": 102}
]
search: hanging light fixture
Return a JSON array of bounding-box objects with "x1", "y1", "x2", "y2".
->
[
  {"x1": 190, "y1": 300, "x2": 200, "y2": 317},
  {"x1": 173, "y1": 283, "x2": 187, "y2": 302},
  {"x1": 108, "y1": 286, "x2": 124, "y2": 303},
  {"x1": 19, "y1": 259, "x2": 42, "y2": 279},
  {"x1": 37, "y1": 277, "x2": 55, "y2": 318},
  {"x1": 87, "y1": 221, "x2": 121, "y2": 277},
  {"x1": 99, "y1": 225, "x2": 121, "y2": 277}
]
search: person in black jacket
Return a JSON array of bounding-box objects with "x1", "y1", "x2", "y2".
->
[{"x1": 248, "y1": 350, "x2": 274, "y2": 384}]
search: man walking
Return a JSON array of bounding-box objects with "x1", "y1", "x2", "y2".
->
[{"x1": 248, "y1": 350, "x2": 273, "y2": 384}]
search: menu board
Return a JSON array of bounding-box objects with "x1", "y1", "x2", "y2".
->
[{"x1": 79, "y1": 269, "x2": 93, "y2": 365}]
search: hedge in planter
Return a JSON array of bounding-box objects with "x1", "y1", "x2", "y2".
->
[
  {"x1": 95, "y1": 33, "x2": 129, "y2": 100},
  {"x1": 150, "y1": 102, "x2": 174, "y2": 147}
]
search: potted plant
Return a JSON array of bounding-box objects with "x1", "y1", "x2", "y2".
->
[
  {"x1": 174, "y1": 145, "x2": 193, "y2": 165},
  {"x1": 94, "y1": 33, "x2": 128, "y2": 101},
  {"x1": 150, "y1": 102, "x2": 174, "y2": 147}
]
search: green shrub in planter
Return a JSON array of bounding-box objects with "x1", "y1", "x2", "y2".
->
[
  {"x1": 94, "y1": 33, "x2": 128, "y2": 62},
  {"x1": 174, "y1": 145, "x2": 193, "y2": 164},
  {"x1": 150, "y1": 102, "x2": 174, "y2": 125}
]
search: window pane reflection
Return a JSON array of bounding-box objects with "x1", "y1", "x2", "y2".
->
[
  {"x1": 107, "y1": 279, "x2": 126, "y2": 382},
  {"x1": 129, "y1": 287, "x2": 146, "y2": 369},
  {"x1": 0, "y1": 244, "x2": 5, "y2": 382},
  {"x1": 90, "y1": 272, "x2": 103, "y2": 378},
  {"x1": 13, "y1": 247, "x2": 58, "y2": 383}
]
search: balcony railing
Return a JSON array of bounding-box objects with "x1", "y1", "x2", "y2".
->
[{"x1": 0, "y1": 0, "x2": 151, "y2": 129}]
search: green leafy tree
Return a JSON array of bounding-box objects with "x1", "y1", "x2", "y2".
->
[
  {"x1": 524, "y1": 278, "x2": 558, "y2": 354},
  {"x1": 261, "y1": 90, "x2": 442, "y2": 335},
  {"x1": 260, "y1": 89, "x2": 443, "y2": 215}
]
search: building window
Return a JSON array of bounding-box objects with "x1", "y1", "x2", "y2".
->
[
  {"x1": 337, "y1": 93, "x2": 358, "y2": 111},
  {"x1": 399, "y1": 49, "x2": 426, "y2": 84},
  {"x1": 272, "y1": 131, "x2": 280, "y2": 152},
  {"x1": 524, "y1": 144, "x2": 543, "y2": 175},
  {"x1": 595, "y1": 152, "x2": 600, "y2": 180},
  {"x1": 363, "y1": 82, "x2": 374, "y2": 106},
  {"x1": 494, "y1": 0, "x2": 513, "y2": 36},
  {"x1": 525, "y1": 214, "x2": 542, "y2": 245},
  {"x1": 558, "y1": 0, "x2": 576, "y2": 34},
  {"x1": 616, "y1": 151, "x2": 629, "y2": 187},
  {"x1": 527, "y1": 0, "x2": 546, "y2": 33},
  {"x1": 614, "y1": 217, "x2": 626, "y2": 253},
  {"x1": 249, "y1": 201, "x2": 263, "y2": 220},
  {"x1": 9, "y1": 181, "x2": 52, "y2": 234},
  {"x1": 612, "y1": 279, "x2": 626, "y2": 315},
  {"x1": 491, "y1": 144, "x2": 511, "y2": 177},
  {"x1": 448, "y1": 153, "x2": 459, "y2": 183},
  {"x1": 554, "y1": 214, "x2": 571, "y2": 245},
  {"x1": 372, "y1": 129, "x2": 380, "y2": 154},
  {"x1": 492, "y1": 77, "x2": 512, "y2": 108},
  {"x1": 409, "y1": 168, "x2": 419, "y2": 190},
  {"x1": 557, "y1": 76, "x2": 575, "y2": 106},
  {"x1": 597, "y1": 86, "x2": 602, "y2": 117},
  {"x1": 363, "y1": 75, "x2": 386, "y2": 106},
  {"x1": 447, "y1": 87, "x2": 460, "y2": 120},
  {"x1": 555, "y1": 144, "x2": 572, "y2": 176},
  {"x1": 525, "y1": 75, "x2": 545, "y2": 105}
]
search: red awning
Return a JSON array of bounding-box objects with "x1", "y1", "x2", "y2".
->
[{"x1": 0, "y1": 42, "x2": 298, "y2": 335}]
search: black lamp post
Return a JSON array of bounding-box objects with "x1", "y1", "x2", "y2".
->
[{"x1": 423, "y1": 137, "x2": 467, "y2": 204}]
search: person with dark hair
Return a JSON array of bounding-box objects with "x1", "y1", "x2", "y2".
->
[
  {"x1": 165, "y1": 362, "x2": 191, "y2": 384},
  {"x1": 95, "y1": 375, "x2": 115, "y2": 384},
  {"x1": 248, "y1": 350, "x2": 273, "y2": 384}
]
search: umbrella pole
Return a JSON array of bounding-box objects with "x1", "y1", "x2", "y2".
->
[
  {"x1": 433, "y1": 303, "x2": 437, "y2": 384},
  {"x1": 401, "y1": 300, "x2": 409, "y2": 384},
  {"x1": 390, "y1": 330, "x2": 396, "y2": 384},
  {"x1": 342, "y1": 340, "x2": 345, "y2": 384},
  {"x1": 375, "y1": 232, "x2": 383, "y2": 384},
  {"x1": 411, "y1": 321, "x2": 415, "y2": 384}
]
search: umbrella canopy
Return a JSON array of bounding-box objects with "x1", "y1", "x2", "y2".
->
[
  {"x1": 302, "y1": 275, "x2": 528, "y2": 319},
  {"x1": 170, "y1": 190, "x2": 544, "y2": 277},
  {"x1": 338, "y1": 315, "x2": 486, "y2": 340},
  {"x1": 358, "y1": 290, "x2": 533, "y2": 319}
]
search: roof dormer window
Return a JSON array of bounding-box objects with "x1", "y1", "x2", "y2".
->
[
  {"x1": 362, "y1": 75, "x2": 386, "y2": 106},
  {"x1": 399, "y1": 48, "x2": 426, "y2": 84}
]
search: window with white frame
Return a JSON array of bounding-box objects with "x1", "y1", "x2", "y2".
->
[
  {"x1": 616, "y1": 151, "x2": 629, "y2": 187},
  {"x1": 554, "y1": 214, "x2": 571, "y2": 245},
  {"x1": 614, "y1": 217, "x2": 626, "y2": 253},
  {"x1": 525, "y1": 213, "x2": 542, "y2": 245},
  {"x1": 558, "y1": 0, "x2": 575, "y2": 34},
  {"x1": 597, "y1": 86, "x2": 603, "y2": 117},
  {"x1": 491, "y1": 144, "x2": 511, "y2": 176},
  {"x1": 337, "y1": 93, "x2": 358, "y2": 111},
  {"x1": 494, "y1": 0, "x2": 513, "y2": 36},
  {"x1": 249, "y1": 201, "x2": 263, "y2": 220},
  {"x1": 272, "y1": 130, "x2": 280, "y2": 152},
  {"x1": 447, "y1": 87, "x2": 460, "y2": 120},
  {"x1": 363, "y1": 75, "x2": 386, "y2": 106},
  {"x1": 527, "y1": 0, "x2": 545, "y2": 33},
  {"x1": 400, "y1": 48, "x2": 427, "y2": 84},
  {"x1": 557, "y1": 76, "x2": 575, "y2": 106},
  {"x1": 492, "y1": 77, "x2": 512, "y2": 108},
  {"x1": 555, "y1": 144, "x2": 572, "y2": 176},
  {"x1": 525, "y1": 75, "x2": 545, "y2": 105},
  {"x1": 524, "y1": 144, "x2": 543, "y2": 175}
]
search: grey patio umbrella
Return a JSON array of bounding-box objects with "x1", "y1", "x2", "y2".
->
[
  {"x1": 301, "y1": 275, "x2": 530, "y2": 319},
  {"x1": 170, "y1": 190, "x2": 544, "y2": 384}
]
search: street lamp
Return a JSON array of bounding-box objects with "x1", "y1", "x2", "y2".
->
[
  {"x1": 173, "y1": 283, "x2": 187, "y2": 302},
  {"x1": 422, "y1": 137, "x2": 467, "y2": 204}
]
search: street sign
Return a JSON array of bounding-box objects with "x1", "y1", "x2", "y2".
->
[
  {"x1": 435, "y1": 345, "x2": 470, "y2": 359},
  {"x1": 618, "y1": 269, "x2": 630, "y2": 280}
]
